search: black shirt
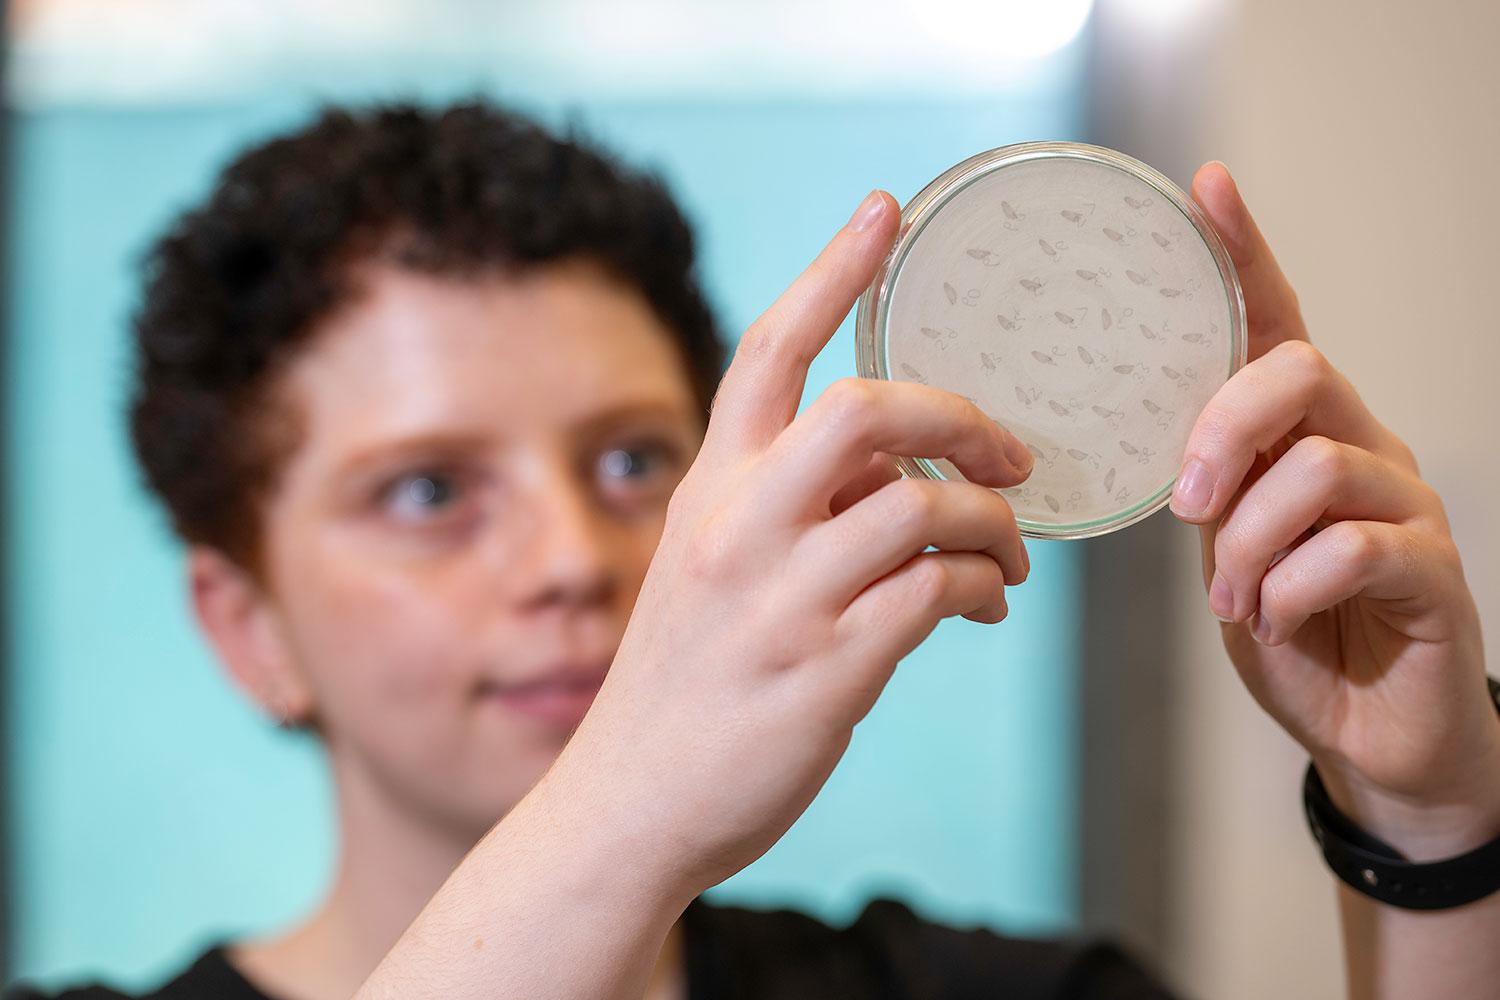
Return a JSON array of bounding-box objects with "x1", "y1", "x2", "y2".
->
[{"x1": 2, "y1": 895, "x2": 1179, "y2": 999}]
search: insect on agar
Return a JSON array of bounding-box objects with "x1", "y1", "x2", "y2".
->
[{"x1": 855, "y1": 141, "x2": 1246, "y2": 540}]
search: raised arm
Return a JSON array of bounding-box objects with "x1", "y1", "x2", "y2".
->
[
  {"x1": 1175, "y1": 162, "x2": 1500, "y2": 999},
  {"x1": 356, "y1": 189, "x2": 1039, "y2": 998}
]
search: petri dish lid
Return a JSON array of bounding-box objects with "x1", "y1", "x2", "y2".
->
[{"x1": 856, "y1": 141, "x2": 1247, "y2": 540}]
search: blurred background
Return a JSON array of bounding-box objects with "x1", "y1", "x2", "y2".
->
[{"x1": 1, "y1": 1, "x2": 1496, "y2": 998}]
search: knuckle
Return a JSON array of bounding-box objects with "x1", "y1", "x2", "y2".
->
[
  {"x1": 988, "y1": 487, "x2": 1020, "y2": 532},
  {"x1": 983, "y1": 557, "x2": 1009, "y2": 594},
  {"x1": 662, "y1": 470, "x2": 710, "y2": 529},
  {"x1": 1391, "y1": 528, "x2": 1424, "y2": 580},
  {"x1": 1421, "y1": 482, "x2": 1454, "y2": 531},
  {"x1": 682, "y1": 513, "x2": 738, "y2": 579},
  {"x1": 1331, "y1": 521, "x2": 1381, "y2": 572},
  {"x1": 1257, "y1": 571, "x2": 1289, "y2": 621},
  {"x1": 1214, "y1": 524, "x2": 1252, "y2": 579},
  {"x1": 706, "y1": 380, "x2": 732, "y2": 422},
  {"x1": 1431, "y1": 532, "x2": 1465, "y2": 578},
  {"x1": 735, "y1": 318, "x2": 779, "y2": 362},
  {"x1": 1271, "y1": 336, "x2": 1324, "y2": 371},
  {"x1": 1276, "y1": 339, "x2": 1333, "y2": 391},
  {"x1": 663, "y1": 481, "x2": 692, "y2": 522},
  {"x1": 889, "y1": 479, "x2": 938, "y2": 533},
  {"x1": 1408, "y1": 473, "x2": 1443, "y2": 515},
  {"x1": 1391, "y1": 435, "x2": 1421, "y2": 475},
  {"x1": 912, "y1": 557, "x2": 951, "y2": 607},
  {"x1": 1292, "y1": 434, "x2": 1346, "y2": 481},
  {"x1": 1191, "y1": 399, "x2": 1236, "y2": 452},
  {"x1": 821, "y1": 377, "x2": 879, "y2": 434}
]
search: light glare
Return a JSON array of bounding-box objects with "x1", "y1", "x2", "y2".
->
[{"x1": 909, "y1": 0, "x2": 1095, "y2": 61}]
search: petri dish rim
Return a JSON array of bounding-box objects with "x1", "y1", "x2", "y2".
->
[{"x1": 855, "y1": 140, "x2": 1248, "y2": 540}]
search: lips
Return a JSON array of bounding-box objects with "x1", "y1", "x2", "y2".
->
[{"x1": 477, "y1": 662, "x2": 610, "y2": 727}]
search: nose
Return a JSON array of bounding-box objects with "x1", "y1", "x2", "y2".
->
[{"x1": 509, "y1": 458, "x2": 620, "y2": 613}]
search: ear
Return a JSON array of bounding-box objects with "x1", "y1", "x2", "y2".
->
[{"x1": 188, "y1": 546, "x2": 315, "y2": 725}]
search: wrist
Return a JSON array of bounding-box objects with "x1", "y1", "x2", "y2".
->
[
  {"x1": 1313, "y1": 718, "x2": 1500, "y2": 862},
  {"x1": 361, "y1": 742, "x2": 695, "y2": 1000},
  {"x1": 530, "y1": 730, "x2": 704, "y2": 915}
]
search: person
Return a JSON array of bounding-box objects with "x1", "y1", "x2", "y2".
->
[{"x1": 4, "y1": 99, "x2": 1497, "y2": 1000}]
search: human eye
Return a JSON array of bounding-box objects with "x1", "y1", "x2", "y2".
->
[
  {"x1": 376, "y1": 470, "x2": 467, "y2": 524},
  {"x1": 595, "y1": 437, "x2": 686, "y2": 501}
]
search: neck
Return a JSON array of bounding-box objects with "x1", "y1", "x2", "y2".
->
[
  {"x1": 229, "y1": 748, "x2": 686, "y2": 1000},
  {"x1": 317, "y1": 750, "x2": 481, "y2": 973}
]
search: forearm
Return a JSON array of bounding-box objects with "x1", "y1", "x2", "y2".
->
[
  {"x1": 355, "y1": 756, "x2": 694, "y2": 1000},
  {"x1": 1336, "y1": 884, "x2": 1500, "y2": 999},
  {"x1": 1322, "y1": 751, "x2": 1500, "y2": 1000}
]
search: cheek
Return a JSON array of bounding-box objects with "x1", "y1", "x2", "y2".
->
[{"x1": 278, "y1": 557, "x2": 483, "y2": 729}]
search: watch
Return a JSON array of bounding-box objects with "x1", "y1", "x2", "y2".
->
[{"x1": 1303, "y1": 675, "x2": 1500, "y2": 911}]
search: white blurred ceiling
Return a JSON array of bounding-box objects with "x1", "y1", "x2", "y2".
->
[{"x1": 6, "y1": 0, "x2": 1100, "y2": 107}]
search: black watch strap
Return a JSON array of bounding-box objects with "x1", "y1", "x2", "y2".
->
[{"x1": 1303, "y1": 675, "x2": 1500, "y2": 911}]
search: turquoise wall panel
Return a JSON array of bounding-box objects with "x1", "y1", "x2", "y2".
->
[{"x1": 5, "y1": 87, "x2": 1087, "y2": 989}]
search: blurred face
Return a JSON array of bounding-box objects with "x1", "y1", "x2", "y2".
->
[{"x1": 256, "y1": 257, "x2": 705, "y2": 836}]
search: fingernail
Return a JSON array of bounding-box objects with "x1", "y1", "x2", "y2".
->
[
  {"x1": 846, "y1": 190, "x2": 885, "y2": 232},
  {"x1": 1203, "y1": 162, "x2": 1249, "y2": 255},
  {"x1": 1251, "y1": 611, "x2": 1274, "y2": 644},
  {"x1": 1174, "y1": 457, "x2": 1214, "y2": 516},
  {"x1": 1208, "y1": 571, "x2": 1234, "y2": 622},
  {"x1": 1004, "y1": 434, "x2": 1034, "y2": 475}
]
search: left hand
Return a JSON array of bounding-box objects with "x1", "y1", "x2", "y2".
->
[{"x1": 1171, "y1": 162, "x2": 1499, "y2": 856}]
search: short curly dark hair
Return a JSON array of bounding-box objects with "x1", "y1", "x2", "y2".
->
[{"x1": 129, "y1": 99, "x2": 725, "y2": 571}]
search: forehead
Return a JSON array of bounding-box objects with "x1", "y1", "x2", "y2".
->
[{"x1": 282, "y1": 258, "x2": 701, "y2": 450}]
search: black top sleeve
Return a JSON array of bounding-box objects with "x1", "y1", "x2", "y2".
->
[
  {"x1": 680, "y1": 894, "x2": 1182, "y2": 1000},
  {"x1": 4, "y1": 896, "x2": 1183, "y2": 1000},
  {"x1": 2, "y1": 988, "x2": 133, "y2": 1000},
  {"x1": 1, "y1": 943, "x2": 266, "y2": 1000},
  {"x1": 844, "y1": 897, "x2": 1180, "y2": 1000}
]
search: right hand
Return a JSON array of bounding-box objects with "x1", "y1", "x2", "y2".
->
[{"x1": 550, "y1": 189, "x2": 1035, "y2": 904}]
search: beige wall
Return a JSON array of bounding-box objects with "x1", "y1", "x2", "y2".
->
[{"x1": 1151, "y1": 1, "x2": 1500, "y2": 997}]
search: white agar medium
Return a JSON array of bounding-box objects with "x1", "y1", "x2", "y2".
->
[{"x1": 856, "y1": 142, "x2": 1246, "y2": 539}]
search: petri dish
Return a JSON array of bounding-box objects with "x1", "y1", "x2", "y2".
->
[{"x1": 855, "y1": 141, "x2": 1247, "y2": 540}]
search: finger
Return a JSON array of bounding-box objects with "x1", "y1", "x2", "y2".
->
[
  {"x1": 839, "y1": 550, "x2": 1010, "y2": 678},
  {"x1": 1190, "y1": 161, "x2": 1308, "y2": 357},
  {"x1": 798, "y1": 477, "x2": 1027, "y2": 609},
  {"x1": 756, "y1": 377, "x2": 1033, "y2": 522},
  {"x1": 1209, "y1": 436, "x2": 1443, "y2": 623},
  {"x1": 704, "y1": 190, "x2": 900, "y2": 458},
  {"x1": 1170, "y1": 339, "x2": 1413, "y2": 523},
  {"x1": 1194, "y1": 448, "x2": 1280, "y2": 591},
  {"x1": 1249, "y1": 520, "x2": 1456, "y2": 647},
  {"x1": 828, "y1": 452, "x2": 902, "y2": 517}
]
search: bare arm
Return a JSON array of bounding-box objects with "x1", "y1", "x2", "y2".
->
[
  {"x1": 357, "y1": 189, "x2": 1037, "y2": 998},
  {"x1": 1177, "y1": 162, "x2": 1500, "y2": 999},
  {"x1": 1323, "y1": 732, "x2": 1500, "y2": 999},
  {"x1": 355, "y1": 751, "x2": 695, "y2": 1000}
]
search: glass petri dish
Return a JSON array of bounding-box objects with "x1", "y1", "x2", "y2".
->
[{"x1": 855, "y1": 141, "x2": 1247, "y2": 540}]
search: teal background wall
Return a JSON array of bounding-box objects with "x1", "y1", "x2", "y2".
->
[{"x1": 5, "y1": 84, "x2": 1089, "y2": 990}]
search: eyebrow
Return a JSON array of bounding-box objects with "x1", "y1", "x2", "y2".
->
[
  {"x1": 566, "y1": 399, "x2": 703, "y2": 440},
  {"x1": 328, "y1": 398, "x2": 701, "y2": 484}
]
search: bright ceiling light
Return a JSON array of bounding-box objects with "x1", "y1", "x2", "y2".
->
[
  {"x1": 1108, "y1": 0, "x2": 1228, "y2": 33},
  {"x1": 909, "y1": 0, "x2": 1095, "y2": 61}
]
